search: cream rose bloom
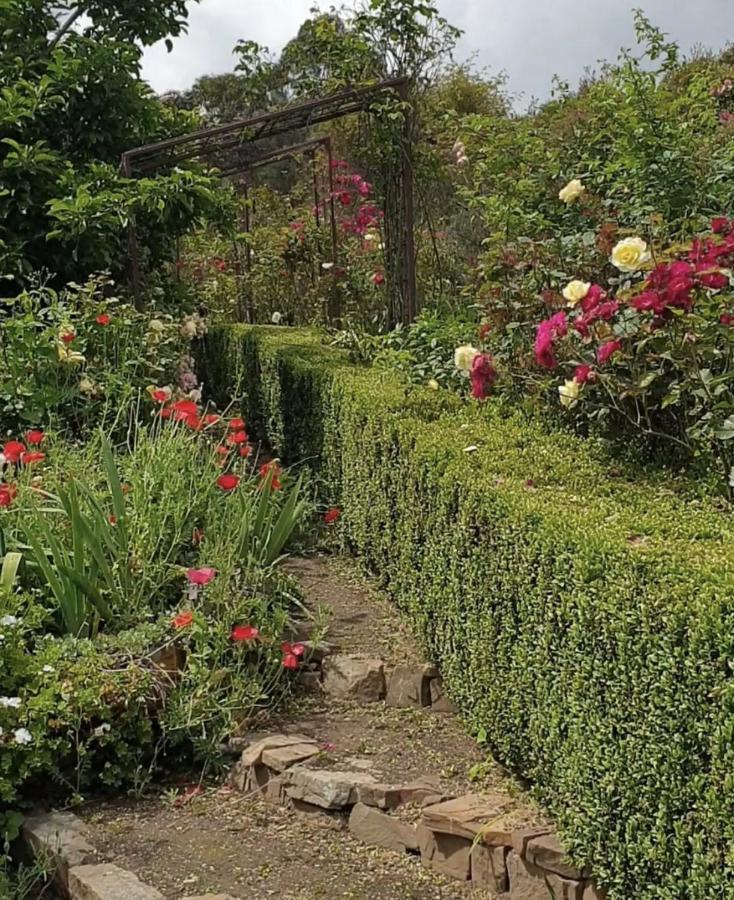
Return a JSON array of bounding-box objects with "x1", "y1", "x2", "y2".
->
[
  {"x1": 79, "y1": 376, "x2": 95, "y2": 395},
  {"x1": 558, "y1": 378, "x2": 581, "y2": 409},
  {"x1": 611, "y1": 237, "x2": 651, "y2": 273},
  {"x1": 427, "y1": 379, "x2": 440, "y2": 390},
  {"x1": 454, "y1": 344, "x2": 479, "y2": 373},
  {"x1": 559, "y1": 179, "x2": 585, "y2": 204},
  {"x1": 562, "y1": 280, "x2": 591, "y2": 305}
]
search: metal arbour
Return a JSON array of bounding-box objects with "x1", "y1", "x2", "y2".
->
[{"x1": 121, "y1": 76, "x2": 416, "y2": 324}]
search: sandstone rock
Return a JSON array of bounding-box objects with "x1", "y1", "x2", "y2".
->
[
  {"x1": 428, "y1": 677, "x2": 457, "y2": 713},
  {"x1": 396, "y1": 779, "x2": 448, "y2": 807},
  {"x1": 526, "y1": 832, "x2": 587, "y2": 880},
  {"x1": 506, "y1": 850, "x2": 584, "y2": 900},
  {"x1": 474, "y1": 808, "x2": 546, "y2": 848},
  {"x1": 284, "y1": 767, "x2": 378, "y2": 810},
  {"x1": 354, "y1": 781, "x2": 402, "y2": 811},
  {"x1": 583, "y1": 882, "x2": 608, "y2": 900},
  {"x1": 417, "y1": 824, "x2": 471, "y2": 881},
  {"x1": 261, "y1": 742, "x2": 320, "y2": 772},
  {"x1": 183, "y1": 895, "x2": 238, "y2": 900},
  {"x1": 511, "y1": 825, "x2": 554, "y2": 856},
  {"x1": 240, "y1": 734, "x2": 317, "y2": 768},
  {"x1": 471, "y1": 843, "x2": 508, "y2": 892},
  {"x1": 385, "y1": 665, "x2": 431, "y2": 708},
  {"x1": 348, "y1": 803, "x2": 418, "y2": 853},
  {"x1": 23, "y1": 811, "x2": 96, "y2": 893},
  {"x1": 321, "y1": 655, "x2": 385, "y2": 702},
  {"x1": 421, "y1": 793, "x2": 511, "y2": 840},
  {"x1": 67, "y1": 864, "x2": 163, "y2": 900}
]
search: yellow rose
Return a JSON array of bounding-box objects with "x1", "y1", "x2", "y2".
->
[
  {"x1": 57, "y1": 344, "x2": 85, "y2": 365},
  {"x1": 454, "y1": 344, "x2": 479, "y2": 373},
  {"x1": 558, "y1": 378, "x2": 581, "y2": 409},
  {"x1": 562, "y1": 280, "x2": 591, "y2": 305},
  {"x1": 611, "y1": 237, "x2": 651, "y2": 273},
  {"x1": 559, "y1": 179, "x2": 585, "y2": 204}
]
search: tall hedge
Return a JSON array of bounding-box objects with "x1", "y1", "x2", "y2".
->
[{"x1": 201, "y1": 324, "x2": 734, "y2": 900}]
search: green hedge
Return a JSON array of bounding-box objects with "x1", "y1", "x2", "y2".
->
[{"x1": 201, "y1": 325, "x2": 734, "y2": 900}]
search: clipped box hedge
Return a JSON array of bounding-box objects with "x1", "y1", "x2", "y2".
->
[{"x1": 201, "y1": 324, "x2": 734, "y2": 900}]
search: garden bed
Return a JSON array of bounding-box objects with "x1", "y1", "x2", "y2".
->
[{"x1": 200, "y1": 323, "x2": 734, "y2": 900}]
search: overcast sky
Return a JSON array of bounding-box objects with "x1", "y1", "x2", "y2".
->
[{"x1": 142, "y1": 1, "x2": 734, "y2": 107}]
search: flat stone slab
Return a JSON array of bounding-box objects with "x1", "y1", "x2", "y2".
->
[
  {"x1": 284, "y1": 767, "x2": 379, "y2": 810},
  {"x1": 240, "y1": 734, "x2": 317, "y2": 768},
  {"x1": 421, "y1": 793, "x2": 512, "y2": 840},
  {"x1": 321, "y1": 655, "x2": 385, "y2": 702},
  {"x1": 183, "y1": 895, "x2": 238, "y2": 900},
  {"x1": 23, "y1": 811, "x2": 97, "y2": 892},
  {"x1": 261, "y1": 742, "x2": 320, "y2": 772},
  {"x1": 348, "y1": 803, "x2": 418, "y2": 853},
  {"x1": 68, "y1": 864, "x2": 163, "y2": 900},
  {"x1": 385, "y1": 665, "x2": 432, "y2": 708}
]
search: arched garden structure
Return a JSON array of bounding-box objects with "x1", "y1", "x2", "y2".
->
[{"x1": 122, "y1": 77, "x2": 416, "y2": 326}]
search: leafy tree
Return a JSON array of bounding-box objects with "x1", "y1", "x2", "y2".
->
[{"x1": 0, "y1": 0, "x2": 225, "y2": 292}]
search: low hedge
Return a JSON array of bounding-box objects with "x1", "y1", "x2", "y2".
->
[{"x1": 201, "y1": 325, "x2": 734, "y2": 900}]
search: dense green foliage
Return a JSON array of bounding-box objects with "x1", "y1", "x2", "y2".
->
[{"x1": 201, "y1": 323, "x2": 734, "y2": 900}]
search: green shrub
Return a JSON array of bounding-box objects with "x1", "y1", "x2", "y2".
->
[{"x1": 201, "y1": 323, "x2": 734, "y2": 900}]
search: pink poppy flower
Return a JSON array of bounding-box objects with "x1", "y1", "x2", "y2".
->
[{"x1": 186, "y1": 567, "x2": 217, "y2": 586}]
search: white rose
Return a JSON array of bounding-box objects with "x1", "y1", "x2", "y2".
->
[
  {"x1": 562, "y1": 280, "x2": 591, "y2": 305},
  {"x1": 611, "y1": 237, "x2": 651, "y2": 273},
  {"x1": 559, "y1": 378, "x2": 581, "y2": 409},
  {"x1": 13, "y1": 727, "x2": 32, "y2": 745},
  {"x1": 559, "y1": 179, "x2": 585, "y2": 204},
  {"x1": 454, "y1": 344, "x2": 479, "y2": 373}
]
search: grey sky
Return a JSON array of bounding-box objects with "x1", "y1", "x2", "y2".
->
[{"x1": 141, "y1": 1, "x2": 734, "y2": 106}]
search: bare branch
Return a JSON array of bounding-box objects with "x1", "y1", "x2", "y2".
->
[{"x1": 48, "y1": 6, "x2": 85, "y2": 52}]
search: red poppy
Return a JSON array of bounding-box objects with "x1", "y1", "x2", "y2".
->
[
  {"x1": 26, "y1": 430, "x2": 44, "y2": 445},
  {"x1": 215, "y1": 445, "x2": 229, "y2": 457},
  {"x1": 61, "y1": 330, "x2": 75, "y2": 345},
  {"x1": 0, "y1": 484, "x2": 17, "y2": 508},
  {"x1": 231, "y1": 624, "x2": 259, "y2": 642},
  {"x1": 281, "y1": 641, "x2": 305, "y2": 658},
  {"x1": 212, "y1": 258, "x2": 227, "y2": 273},
  {"x1": 217, "y1": 473, "x2": 240, "y2": 491},
  {"x1": 227, "y1": 430, "x2": 248, "y2": 446},
  {"x1": 21, "y1": 451, "x2": 45, "y2": 466},
  {"x1": 151, "y1": 389, "x2": 170, "y2": 404},
  {"x1": 282, "y1": 653, "x2": 299, "y2": 669},
  {"x1": 172, "y1": 611, "x2": 194, "y2": 629},
  {"x1": 173, "y1": 399, "x2": 199, "y2": 417},
  {"x1": 186, "y1": 567, "x2": 217, "y2": 586},
  {"x1": 203, "y1": 414, "x2": 221, "y2": 426},
  {"x1": 239, "y1": 445, "x2": 252, "y2": 458},
  {"x1": 3, "y1": 442, "x2": 25, "y2": 464},
  {"x1": 323, "y1": 507, "x2": 341, "y2": 525},
  {"x1": 182, "y1": 414, "x2": 203, "y2": 431},
  {"x1": 259, "y1": 461, "x2": 282, "y2": 490},
  {"x1": 159, "y1": 407, "x2": 173, "y2": 419},
  {"x1": 96, "y1": 313, "x2": 111, "y2": 326},
  {"x1": 371, "y1": 271, "x2": 385, "y2": 286},
  {"x1": 228, "y1": 417, "x2": 246, "y2": 431}
]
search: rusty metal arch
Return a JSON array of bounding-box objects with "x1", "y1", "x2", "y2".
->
[{"x1": 121, "y1": 77, "x2": 416, "y2": 324}]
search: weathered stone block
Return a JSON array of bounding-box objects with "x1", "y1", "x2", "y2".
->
[
  {"x1": 284, "y1": 767, "x2": 378, "y2": 810},
  {"x1": 240, "y1": 733, "x2": 317, "y2": 768},
  {"x1": 67, "y1": 864, "x2": 163, "y2": 900},
  {"x1": 471, "y1": 843, "x2": 508, "y2": 892},
  {"x1": 261, "y1": 742, "x2": 320, "y2": 772},
  {"x1": 321, "y1": 655, "x2": 385, "y2": 702},
  {"x1": 526, "y1": 832, "x2": 587, "y2": 880},
  {"x1": 428, "y1": 677, "x2": 457, "y2": 713},
  {"x1": 385, "y1": 665, "x2": 431, "y2": 708},
  {"x1": 507, "y1": 850, "x2": 584, "y2": 900},
  {"x1": 421, "y1": 793, "x2": 511, "y2": 840},
  {"x1": 417, "y1": 824, "x2": 472, "y2": 881},
  {"x1": 354, "y1": 781, "x2": 403, "y2": 810},
  {"x1": 511, "y1": 826, "x2": 554, "y2": 856},
  {"x1": 23, "y1": 811, "x2": 97, "y2": 894},
  {"x1": 348, "y1": 803, "x2": 418, "y2": 852}
]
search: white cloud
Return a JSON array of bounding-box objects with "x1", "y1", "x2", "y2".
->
[{"x1": 142, "y1": 0, "x2": 734, "y2": 103}]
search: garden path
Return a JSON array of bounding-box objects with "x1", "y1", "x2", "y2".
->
[{"x1": 78, "y1": 555, "x2": 542, "y2": 899}]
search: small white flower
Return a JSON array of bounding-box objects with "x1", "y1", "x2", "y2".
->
[
  {"x1": 93, "y1": 723, "x2": 111, "y2": 738},
  {"x1": 321, "y1": 262, "x2": 334, "y2": 270},
  {"x1": 0, "y1": 634, "x2": 5, "y2": 643},
  {"x1": 0, "y1": 697, "x2": 21, "y2": 708},
  {"x1": 13, "y1": 727, "x2": 32, "y2": 745},
  {"x1": 0, "y1": 615, "x2": 18, "y2": 627},
  {"x1": 271, "y1": 312, "x2": 283, "y2": 324},
  {"x1": 42, "y1": 665, "x2": 54, "y2": 673}
]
